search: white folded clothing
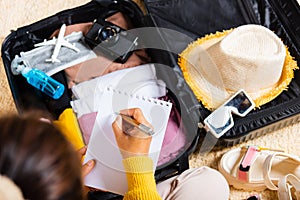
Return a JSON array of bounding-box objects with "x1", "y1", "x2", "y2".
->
[
  {"x1": 71, "y1": 64, "x2": 160, "y2": 99},
  {"x1": 71, "y1": 94, "x2": 101, "y2": 118}
]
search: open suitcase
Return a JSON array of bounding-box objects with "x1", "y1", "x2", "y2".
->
[
  {"x1": 1, "y1": 0, "x2": 300, "y2": 199},
  {"x1": 1, "y1": 1, "x2": 201, "y2": 198}
]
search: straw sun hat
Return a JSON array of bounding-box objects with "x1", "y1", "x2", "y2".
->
[{"x1": 178, "y1": 24, "x2": 298, "y2": 110}]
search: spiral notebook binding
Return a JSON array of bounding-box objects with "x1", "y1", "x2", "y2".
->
[{"x1": 105, "y1": 86, "x2": 171, "y2": 107}]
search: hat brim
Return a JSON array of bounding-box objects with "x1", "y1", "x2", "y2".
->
[{"x1": 178, "y1": 29, "x2": 299, "y2": 110}]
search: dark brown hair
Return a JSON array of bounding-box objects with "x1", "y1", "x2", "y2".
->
[{"x1": 0, "y1": 114, "x2": 85, "y2": 200}]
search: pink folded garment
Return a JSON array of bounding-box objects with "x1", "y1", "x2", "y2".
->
[
  {"x1": 157, "y1": 104, "x2": 186, "y2": 167},
  {"x1": 77, "y1": 112, "x2": 97, "y2": 144}
]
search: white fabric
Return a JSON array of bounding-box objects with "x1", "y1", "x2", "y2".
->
[
  {"x1": 16, "y1": 32, "x2": 96, "y2": 76},
  {"x1": 71, "y1": 94, "x2": 98, "y2": 118},
  {"x1": 71, "y1": 64, "x2": 167, "y2": 118},
  {"x1": 71, "y1": 64, "x2": 163, "y2": 99},
  {"x1": 157, "y1": 166, "x2": 230, "y2": 200}
]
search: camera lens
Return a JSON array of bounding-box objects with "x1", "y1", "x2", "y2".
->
[{"x1": 97, "y1": 26, "x2": 118, "y2": 43}]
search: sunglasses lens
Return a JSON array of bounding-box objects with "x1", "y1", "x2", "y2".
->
[{"x1": 225, "y1": 91, "x2": 253, "y2": 115}]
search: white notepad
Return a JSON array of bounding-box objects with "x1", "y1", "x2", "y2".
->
[{"x1": 83, "y1": 87, "x2": 172, "y2": 195}]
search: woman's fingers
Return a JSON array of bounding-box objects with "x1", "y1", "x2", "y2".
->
[
  {"x1": 82, "y1": 159, "x2": 95, "y2": 178},
  {"x1": 119, "y1": 108, "x2": 151, "y2": 126},
  {"x1": 78, "y1": 146, "x2": 87, "y2": 157},
  {"x1": 77, "y1": 146, "x2": 95, "y2": 178}
]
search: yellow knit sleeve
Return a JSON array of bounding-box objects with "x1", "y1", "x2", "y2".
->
[{"x1": 122, "y1": 157, "x2": 162, "y2": 200}]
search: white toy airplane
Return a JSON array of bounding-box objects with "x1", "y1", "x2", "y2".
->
[{"x1": 34, "y1": 24, "x2": 80, "y2": 63}]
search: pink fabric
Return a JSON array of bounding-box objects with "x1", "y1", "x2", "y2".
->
[
  {"x1": 77, "y1": 112, "x2": 97, "y2": 144},
  {"x1": 157, "y1": 104, "x2": 186, "y2": 166}
]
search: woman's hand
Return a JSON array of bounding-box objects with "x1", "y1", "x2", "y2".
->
[
  {"x1": 77, "y1": 146, "x2": 97, "y2": 193},
  {"x1": 78, "y1": 146, "x2": 95, "y2": 177},
  {"x1": 112, "y1": 108, "x2": 152, "y2": 159}
]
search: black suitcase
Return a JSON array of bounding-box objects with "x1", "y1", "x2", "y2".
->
[
  {"x1": 1, "y1": 0, "x2": 201, "y2": 195},
  {"x1": 2, "y1": 0, "x2": 300, "y2": 198}
]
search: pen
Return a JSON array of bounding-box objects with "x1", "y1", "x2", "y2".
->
[{"x1": 116, "y1": 112, "x2": 155, "y2": 136}]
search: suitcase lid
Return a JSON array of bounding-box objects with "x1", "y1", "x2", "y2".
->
[{"x1": 143, "y1": 0, "x2": 300, "y2": 146}]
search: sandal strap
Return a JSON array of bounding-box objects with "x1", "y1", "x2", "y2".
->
[
  {"x1": 278, "y1": 174, "x2": 300, "y2": 200},
  {"x1": 238, "y1": 146, "x2": 259, "y2": 182},
  {"x1": 263, "y1": 152, "x2": 300, "y2": 190}
]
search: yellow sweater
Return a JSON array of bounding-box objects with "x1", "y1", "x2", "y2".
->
[{"x1": 123, "y1": 157, "x2": 162, "y2": 200}]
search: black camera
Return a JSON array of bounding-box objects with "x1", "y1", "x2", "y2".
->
[{"x1": 85, "y1": 19, "x2": 138, "y2": 63}]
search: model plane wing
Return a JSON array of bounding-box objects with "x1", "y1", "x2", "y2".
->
[
  {"x1": 33, "y1": 24, "x2": 81, "y2": 63},
  {"x1": 60, "y1": 40, "x2": 80, "y2": 52},
  {"x1": 34, "y1": 38, "x2": 57, "y2": 47}
]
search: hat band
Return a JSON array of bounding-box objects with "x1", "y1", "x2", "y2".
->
[{"x1": 226, "y1": 81, "x2": 279, "y2": 100}]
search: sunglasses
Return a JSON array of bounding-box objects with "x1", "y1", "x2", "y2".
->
[{"x1": 204, "y1": 89, "x2": 255, "y2": 139}]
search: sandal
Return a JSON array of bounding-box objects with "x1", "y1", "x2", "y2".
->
[
  {"x1": 278, "y1": 174, "x2": 300, "y2": 200},
  {"x1": 218, "y1": 146, "x2": 300, "y2": 191}
]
